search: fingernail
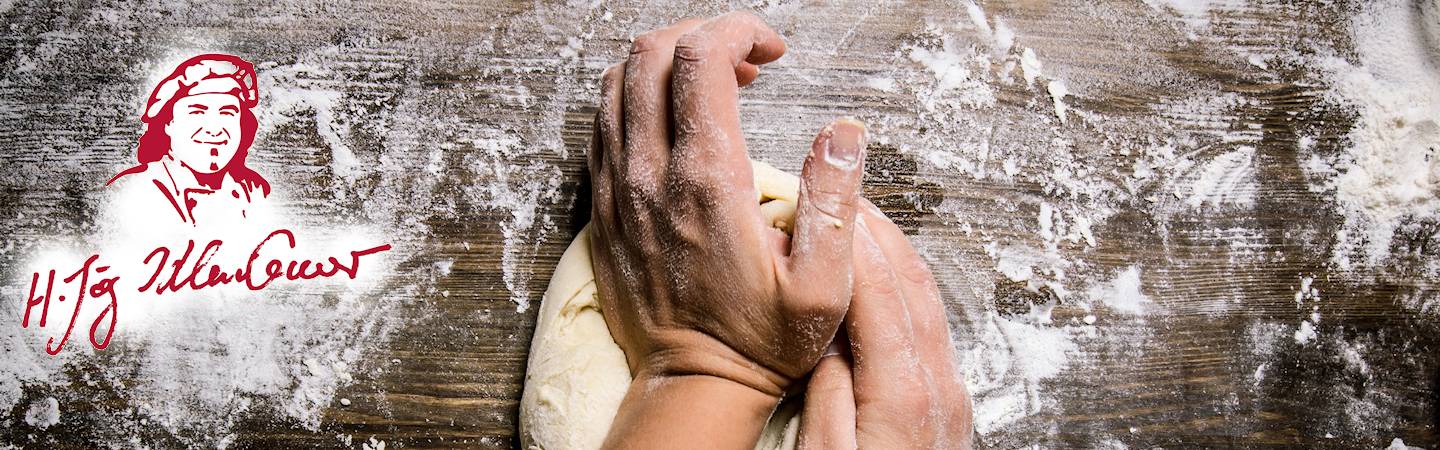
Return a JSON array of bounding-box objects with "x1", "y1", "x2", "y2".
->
[{"x1": 825, "y1": 118, "x2": 866, "y2": 167}]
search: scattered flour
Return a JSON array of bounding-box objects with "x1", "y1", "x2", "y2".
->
[
  {"x1": 1294, "y1": 320, "x2": 1317, "y2": 344},
  {"x1": 1185, "y1": 146, "x2": 1257, "y2": 209},
  {"x1": 1388, "y1": 438, "x2": 1427, "y2": 450},
  {"x1": 1296, "y1": 275, "x2": 1319, "y2": 304},
  {"x1": 1142, "y1": 0, "x2": 1214, "y2": 34},
  {"x1": 864, "y1": 76, "x2": 898, "y2": 93},
  {"x1": 22, "y1": 397, "x2": 60, "y2": 430},
  {"x1": 363, "y1": 436, "x2": 388, "y2": 450},
  {"x1": 965, "y1": 310, "x2": 1080, "y2": 435},
  {"x1": 1047, "y1": 80, "x2": 1071, "y2": 124},
  {"x1": 904, "y1": 24, "x2": 997, "y2": 111},
  {"x1": 461, "y1": 129, "x2": 563, "y2": 312},
  {"x1": 1308, "y1": 0, "x2": 1440, "y2": 269},
  {"x1": 1020, "y1": 48, "x2": 1043, "y2": 87},
  {"x1": 1087, "y1": 266, "x2": 1154, "y2": 315}
]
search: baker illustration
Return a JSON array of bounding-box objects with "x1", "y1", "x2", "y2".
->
[{"x1": 106, "y1": 53, "x2": 269, "y2": 226}]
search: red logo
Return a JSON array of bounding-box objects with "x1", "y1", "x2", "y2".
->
[
  {"x1": 105, "y1": 54, "x2": 269, "y2": 225},
  {"x1": 19, "y1": 54, "x2": 392, "y2": 355}
]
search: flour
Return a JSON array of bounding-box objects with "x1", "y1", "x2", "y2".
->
[
  {"x1": 885, "y1": 5, "x2": 1149, "y2": 438},
  {"x1": 0, "y1": 35, "x2": 430, "y2": 446},
  {"x1": 363, "y1": 436, "x2": 388, "y2": 450},
  {"x1": 964, "y1": 310, "x2": 1080, "y2": 435},
  {"x1": 904, "y1": 24, "x2": 997, "y2": 111},
  {"x1": 1142, "y1": 0, "x2": 1214, "y2": 34},
  {"x1": 1295, "y1": 275, "x2": 1321, "y2": 308},
  {"x1": 1020, "y1": 48, "x2": 1042, "y2": 87},
  {"x1": 1047, "y1": 80, "x2": 1070, "y2": 124},
  {"x1": 1185, "y1": 146, "x2": 1256, "y2": 209},
  {"x1": 1087, "y1": 266, "x2": 1153, "y2": 316},
  {"x1": 864, "y1": 76, "x2": 899, "y2": 93},
  {"x1": 1308, "y1": 0, "x2": 1440, "y2": 269},
  {"x1": 1294, "y1": 320, "x2": 1317, "y2": 344},
  {"x1": 461, "y1": 129, "x2": 564, "y2": 312},
  {"x1": 22, "y1": 397, "x2": 60, "y2": 430},
  {"x1": 1388, "y1": 438, "x2": 1427, "y2": 450}
]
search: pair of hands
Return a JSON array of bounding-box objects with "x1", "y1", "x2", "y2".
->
[{"x1": 587, "y1": 11, "x2": 972, "y2": 449}]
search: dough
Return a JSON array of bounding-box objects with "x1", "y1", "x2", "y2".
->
[{"x1": 520, "y1": 160, "x2": 805, "y2": 450}]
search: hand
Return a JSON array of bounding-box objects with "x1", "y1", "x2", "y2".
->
[
  {"x1": 796, "y1": 200, "x2": 974, "y2": 449},
  {"x1": 588, "y1": 11, "x2": 868, "y2": 449}
]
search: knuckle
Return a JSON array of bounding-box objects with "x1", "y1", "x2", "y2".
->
[
  {"x1": 629, "y1": 32, "x2": 665, "y2": 55},
  {"x1": 673, "y1": 32, "x2": 718, "y2": 62},
  {"x1": 801, "y1": 180, "x2": 855, "y2": 223},
  {"x1": 601, "y1": 63, "x2": 625, "y2": 93},
  {"x1": 897, "y1": 253, "x2": 936, "y2": 285},
  {"x1": 602, "y1": 62, "x2": 625, "y2": 81},
  {"x1": 859, "y1": 274, "x2": 902, "y2": 299},
  {"x1": 892, "y1": 387, "x2": 932, "y2": 419}
]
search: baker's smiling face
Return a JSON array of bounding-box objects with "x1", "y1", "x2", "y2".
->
[{"x1": 165, "y1": 93, "x2": 242, "y2": 175}]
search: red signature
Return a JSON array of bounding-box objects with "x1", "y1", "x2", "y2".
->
[{"x1": 21, "y1": 229, "x2": 391, "y2": 355}]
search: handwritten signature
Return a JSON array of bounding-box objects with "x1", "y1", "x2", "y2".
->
[{"x1": 20, "y1": 229, "x2": 391, "y2": 355}]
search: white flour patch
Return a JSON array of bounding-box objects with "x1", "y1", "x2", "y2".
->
[
  {"x1": 964, "y1": 310, "x2": 1080, "y2": 435},
  {"x1": 864, "y1": 76, "x2": 898, "y2": 93},
  {"x1": 903, "y1": 23, "x2": 997, "y2": 112},
  {"x1": 1308, "y1": 0, "x2": 1440, "y2": 269},
  {"x1": 1143, "y1": 0, "x2": 1213, "y2": 30},
  {"x1": 1047, "y1": 80, "x2": 1071, "y2": 124},
  {"x1": 460, "y1": 128, "x2": 563, "y2": 312},
  {"x1": 22, "y1": 397, "x2": 60, "y2": 429},
  {"x1": 1185, "y1": 146, "x2": 1257, "y2": 209},
  {"x1": 1294, "y1": 320, "x2": 1317, "y2": 344},
  {"x1": 1087, "y1": 266, "x2": 1154, "y2": 315}
]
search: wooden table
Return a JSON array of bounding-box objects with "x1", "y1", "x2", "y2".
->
[{"x1": 1, "y1": 0, "x2": 1435, "y2": 448}]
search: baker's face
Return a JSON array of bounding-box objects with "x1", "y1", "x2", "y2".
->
[{"x1": 166, "y1": 93, "x2": 242, "y2": 175}]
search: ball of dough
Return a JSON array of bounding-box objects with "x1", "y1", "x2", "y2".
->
[{"x1": 520, "y1": 160, "x2": 806, "y2": 450}]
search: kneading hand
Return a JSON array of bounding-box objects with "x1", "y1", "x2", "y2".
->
[
  {"x1": 796, "y1": 200, "x2": 975, "y2": 449},
  {"x1": 588, "y1": 11, "x2": 868, "y2": 449}
]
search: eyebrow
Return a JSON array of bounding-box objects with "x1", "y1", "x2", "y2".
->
[
  {"x1": 186, "y1": 104, "x2": 208, "y2": 111},
  {"x1": 219, "y1": 105, "x2": 239, "y2": 113}
]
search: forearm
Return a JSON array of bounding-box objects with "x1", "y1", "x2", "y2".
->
[{"x1": 602, "y1": 372, "x2": 779, "y2": 449}]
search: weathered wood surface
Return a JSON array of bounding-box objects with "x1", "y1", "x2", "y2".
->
[{"x1": 1, "y1": 0, "x2": 1437, "y2": 448}]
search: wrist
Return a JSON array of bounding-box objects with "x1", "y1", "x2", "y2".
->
[
  {"x1": 604, "y1": 371, "x2": 780, "y2": 449},
  {"x1": 637, "y1": 329, "x2": 796, "y2": 398}
]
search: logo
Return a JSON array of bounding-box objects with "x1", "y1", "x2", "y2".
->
[
  {"x1": 19, "y1": 54, "x2": 392, "y2": 355},
  {"x1": 106, "y1": 54, "x2": 268, "y2": 225}
]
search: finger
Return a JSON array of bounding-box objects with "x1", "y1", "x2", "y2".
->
[
  {"x1": 620, "y1": 18, "x2": 705, "y2": 196},
  {"x1": 858, "y1": 200, "x2": 955, "y2": 374},
  {"x1": 588, "y1": 111, "x2": 604, "y2": 201},
  {"x1": 592, "y1": 63, "x2": 624, "y2": 239},
  {"x1": 669, "y1": 11, "x2": 786, "y2": 193},
  {"x1": 846, "y1": 217, "x2": 926, "y2": 407},
  {"x1": 780, "y1": 119, "x2": 866, "y2": 316},
  {"x1": 798, "y1": 337, "x2": 857, "y2": 450}
]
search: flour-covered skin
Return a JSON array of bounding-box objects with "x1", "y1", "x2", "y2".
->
[
  {"x1": 588, "y1": 11, "x2": 868, "y2": 449},
  {"x1": 798, "y1": 200, "x2": 975, "y2": 450}
]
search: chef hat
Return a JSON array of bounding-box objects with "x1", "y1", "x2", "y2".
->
[{"x1": 142, "y1": 53, "x2": 257, "y2": 122}]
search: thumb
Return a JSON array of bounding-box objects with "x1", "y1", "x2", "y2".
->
[{"x1": 782, "y1": 118, "x2": 867, "y2": 313}]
